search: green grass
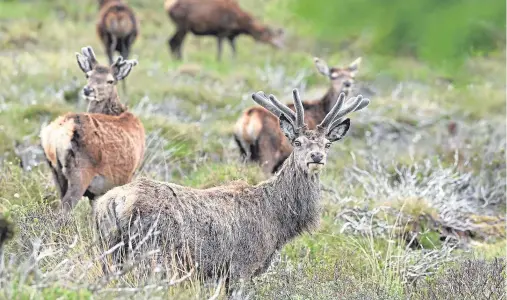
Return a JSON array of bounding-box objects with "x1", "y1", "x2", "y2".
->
[{"x1": 0, "y1": 0, "x2": 505, "y2": 299}]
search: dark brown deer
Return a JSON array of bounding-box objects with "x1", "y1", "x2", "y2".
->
[
  {"x1": 97, "y1": 0, "x2": 138, "y2": 92},
  {"x1": 40, "y1": 46, "x2": 145, "y2": 212},
  {"x1": 165, "y1": 0, "x2": 284, "y2": 60},
  {"x1": 234, "y1": 57, "x2": 361, "y2": 173},
  {"x1": 94, "y1": 89, "x2": 369, "y2": 294}
]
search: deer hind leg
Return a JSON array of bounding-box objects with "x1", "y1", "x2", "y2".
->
[
  {"x1": 46, "y1": 158, "x2": 68, "y2": 199},
  {"x1": 106, "y1": 34, "x2": 118, "y2": 65},
  {"x1": 168, "y1": 29, "x2": 187, "y2": 60},
  {"x1": 233, "y1": 135, "x2": 249, "y2": 162},
  {"x1": 60, "y1": 154, "x2": 95, "y2": 212},
  {"x1": 228, "y1": 36, "x2": 237, "y2": 58},
  {"x1": 216, "y1": 37, "x2": 224, "y2": 61},
  {"x1": 119, "y1": 37, "x2": 131, "y2": 94}
]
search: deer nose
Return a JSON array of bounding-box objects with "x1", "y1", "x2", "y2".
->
[
  {"x1": 344, "y1": 81, "x2": 352, "y2": 88},
  {"x1": 83, "y1": 86, "x2": 93, "y2": 96},
  {"x1": 310, "y1": 152, "x2": 324, "y2": 163}
]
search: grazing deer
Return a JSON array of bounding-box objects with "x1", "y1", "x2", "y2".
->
[
  {"x1": 234, "y1": 57, "x2": 361, "y2": 173},
  {"x1": 94, "y1": 89, "x2": 369, "y2": 293},
  {"x1": 40, "y1": 46, "x2": 145, "y2": 212},
  {"x1": 97, "y1": 0, "x2": 138, "y2": 92},
  {"x1": 165, "y1": 0, "x2": 284, "y2": 60}
]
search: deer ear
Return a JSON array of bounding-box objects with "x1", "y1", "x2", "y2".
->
[
  {"x1": 314, "y1": 57, "x2": 330, "y2": 77},
  {"x1": 111, "y1": 57, "x2": 138, "y2": 81},
  {"x1": 279, "y1": 114, "x2": 297, "y2": 141},
  {"x1": 326, "y1": 118, "x2": 350, "y2": 142},
  {"x1": 76, "y1": 52, "x2": 92, "y2": 73},
  {"x1": 347, "y1": 57, "x2": 362, "y2": 76}
]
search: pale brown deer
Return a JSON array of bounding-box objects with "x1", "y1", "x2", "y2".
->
[
  {"x1": 97, "y1": 0, "x2": 138, "y2": 92},
  {"x1": 234, "y1": 57, "x2": 361, "y2": 173},
  {"x1": 40, "y1": 46, "x2": 145, "y2": 212},
  {"x1": 165, "y1": 0, "x2": 284, "y2": 60},
  {"x1": 94, "y1": 88, "x2": 369, "y2": 294}
]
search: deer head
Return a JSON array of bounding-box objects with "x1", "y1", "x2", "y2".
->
[
  {"x1": 314, "y1": 57, "x2": 361, "y2": 96},
  {"x1": 250, "y1": 20, "x2": 285, "y2": 49},
  {"x1": 252, "y1": 89, "x2": 369, "y2": 174},
  {"x1": 76, "y1": 46, "x2": 137, "y2": 114}
]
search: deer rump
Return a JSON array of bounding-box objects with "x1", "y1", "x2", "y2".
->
[
  {"x1": 98, "y1": 2, "x2": 137, "y2": 39},
  {"x1": 234, "y1": 100, "x2": 324, "y2": 173},
  {"x1": 168, "y1": 0, "x2": 251, "y2": 36},
  {"x1": 41, "y1": 112, "x2": 145, "y2": 198}
]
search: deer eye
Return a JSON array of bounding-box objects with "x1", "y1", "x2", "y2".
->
[
  {"x1": 107, "y1": 80, "x2": 114, "y2": 84},
  {"x1": 85, "y1": 74, "x2": 90, "y2": 79},
  {"x1": 294, "y1": 141, "x2": 301, "y2": 147},
  {"x1": 325, "y1": 143, "x2": 331, "y2": 149}
]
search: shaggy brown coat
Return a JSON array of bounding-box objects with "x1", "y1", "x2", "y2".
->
[
  {"x1": 94, "y1": 89, "x2": 370, "y2": 294},
  {"x1": 165, "y1": 0, "x2": 284, "y2": 60},
  {"x1": 234, "y1": 57, "x2": 361, "y2": 173},
  {"x1": 40, "y1": 47, "x2": 145, "y2": 211}
]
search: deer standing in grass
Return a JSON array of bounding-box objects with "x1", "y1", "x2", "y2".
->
[
  {"x1": 234, "y1": 57, "x2": 361, "y2": 173},
  {"x1": 97, "y1": 0, "x2": 138, "y2": 92},
  {"x1": 40, "y1": 46, "x2": 145, "y2": 212},
  {"x1": 165, "y1": 0, "x2": 284, "y2": 60},
  {"x1": 94, "y1": 88, "x2": 369, "y2": 293}
]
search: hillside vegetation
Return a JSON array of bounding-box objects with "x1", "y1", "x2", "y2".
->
[{"x1": 0, "y1": 0, "x2": 505, "y2": 299}]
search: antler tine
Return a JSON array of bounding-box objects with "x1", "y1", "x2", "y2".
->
[
  {"x1": 292, "y1": 89, "x2": 305, "y2": 128},
  {"x1": 333, "y1": 95, "x2": 365, "y2": 121},
  {"x1": 251, "y1": 92, "x2": 282, "y2": 118},
  {"x1": 328, "y1": 97, "x2": 370, "y2": 130},
  {"x1": 318, "y1": 92, "x2": 346, "y2": 129},
  {"x1": 268, "y1": 94, "x2": 297, "y2": 123},
  {"x1": 81, "y1": 46, "x2": 98, "y2": 66}
]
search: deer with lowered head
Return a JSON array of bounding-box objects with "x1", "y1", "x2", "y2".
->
[
  {"x1": 97, "y1": 0, "x2": 138, "y2": 92},
  {"x1": 234, "y1": 56, "x2": 361, "y2": 174},
  {"x1": 165, "y1": 0, "x2": 284, "y2": 60},
  {"x1": 40, "y1": 46, "x2": 145, "y2": 212},
  {"x1": 93, "y1": 88, "x2": 369, "y2": 293}
]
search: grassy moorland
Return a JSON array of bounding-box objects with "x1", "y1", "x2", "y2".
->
[{"x1": 0, "y1": 0, "x2": 505, "y2": 299}]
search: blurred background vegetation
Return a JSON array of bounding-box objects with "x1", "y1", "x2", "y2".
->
[{"x1": 292, "y1": 0, "x2": 506, "y2": 71}]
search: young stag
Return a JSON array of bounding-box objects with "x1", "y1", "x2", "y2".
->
[
  {"x1": 40, "y1": 46, "x2": 145, "y2": 212},
  {"x1": 234, "y1": 57, "x2": 361, "y2": 173},
  {"x1": 165, "y1": 0, "x2": 284, "y2": 60},
  {"x1": 97, "y1": 0, "x2": 138, "y2": 92},
  {"x1": 94, "y1": 89, "x2": 369, "y2": 293}
]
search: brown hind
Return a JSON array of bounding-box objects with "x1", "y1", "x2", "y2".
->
[
  {"x1": 165, "y1": 0, "x2": 284, "y2": 61},
  {"x1": 97, "y1": 0, "x2": 138, "y2": 93},
  {"x1": 40, "y1": 46, "x2": 145, "y2": 212}
]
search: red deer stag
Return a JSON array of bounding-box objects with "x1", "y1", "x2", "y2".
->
[
  {"x1": 94, "y1": 89, "x2": 370, "y2": 294},
  {"x1": 234, "y1": 56, "x2": 362, "y2": 173},
  {"x1": 97, "y1": 0, "x2": 138, "y2": 92},
  {"x1": 165, "y1": 0, "x2": 284, "y2": 60},
  {"x1": 40, "y1": 46, "x2": 145, "y2": 212}
]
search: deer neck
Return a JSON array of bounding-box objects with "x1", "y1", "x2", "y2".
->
[
  {"x1": 322, "y1": 86, "x2": 349, "y2": 114},
  {"x1": 87, "y1": 92, "x2": 126, "y2": 116},
  {"x1": 259, "y1": 154, "x2": 321, "y2": 245},
  {"x1": 246, "y1": 19, "x2": 266, "y2": 40}
]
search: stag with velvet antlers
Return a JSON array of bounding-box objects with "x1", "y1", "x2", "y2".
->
[{"x1": 94, "y1": 88, "x2": 369, "y2": 293}]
